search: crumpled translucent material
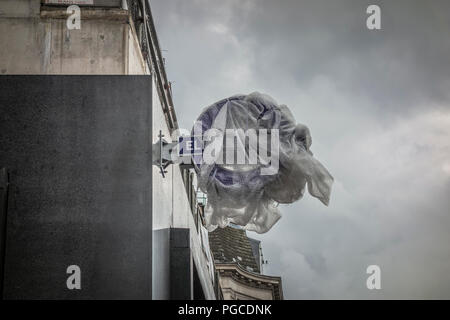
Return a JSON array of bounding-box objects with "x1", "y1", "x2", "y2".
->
[{"x1": 193, "y1": 92, "x2": 333, "y2": 234}]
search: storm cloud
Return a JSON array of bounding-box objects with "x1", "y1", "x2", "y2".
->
[{"x1": 151, "y1": 0, "x2": 450, "y2": 298}]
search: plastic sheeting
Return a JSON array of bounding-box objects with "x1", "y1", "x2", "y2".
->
[{"x1": 193, "y1": 92, "x2": 333, "y2": 234}]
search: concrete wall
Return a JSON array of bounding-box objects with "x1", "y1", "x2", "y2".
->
[
  {"x1": 0, "y1": 2, "x2": 132, "y2": 74},
  {"x1": 0, "y1": 0, "x2": 216, "y2": 299}
]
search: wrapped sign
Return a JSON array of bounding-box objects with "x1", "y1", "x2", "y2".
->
[{"x1": 193, "y1": 92, "x2": 334, "y2": 234}]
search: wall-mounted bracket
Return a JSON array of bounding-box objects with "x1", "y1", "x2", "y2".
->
[
  {"x1": 152, "y1": 130, "x2": 177, "y2": 177},
  {"x1": 152, "y1": 131, "x2": 199, "y2": 177}
]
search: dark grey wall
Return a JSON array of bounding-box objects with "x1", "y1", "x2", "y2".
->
[
  {"x1": 153, "y1": 228, "x2": 195, "y2": 300},
  {"x1": 170, "y1": 228, "x2": 192, "y2": 300},
  {"x1": 152, "y1": 228, "x2": 170, "y2": 299},
  {"x1": 0, "y1": 75, "x2": 152, "y2": 299}
]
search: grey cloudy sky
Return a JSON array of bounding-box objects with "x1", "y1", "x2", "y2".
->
[{"x1": 151, "y1": 0, "x2": 450, "y2": 298}]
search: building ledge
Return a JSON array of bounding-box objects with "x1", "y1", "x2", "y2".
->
[
  {"x1": 40, "y1": 6, "x2": 129, "y2": 22},
  {"x1": 216, "y1": 263, "x2": 283, "y2": 300}
]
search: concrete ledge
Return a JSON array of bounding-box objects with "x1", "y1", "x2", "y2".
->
[
  {"x1": 40, "y1": 6, "x2": 129, "y2": 22},
  {"x1": 0, "y1": 0, "x2": 41, "y2": 18},
  {"x1": 42, "y1": 0, "x2": 122, "y2": 7}
]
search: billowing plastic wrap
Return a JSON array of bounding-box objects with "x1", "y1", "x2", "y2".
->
[{"x1": 193, "y1": 92, "x2": 333, "y2": 233}]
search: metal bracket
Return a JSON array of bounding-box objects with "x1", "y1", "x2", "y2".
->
[{"x1": 152, "y1": 130, "x2": 178, "y2": 177}]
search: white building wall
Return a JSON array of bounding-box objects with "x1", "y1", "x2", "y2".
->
[{"x1": 151, "y1": 83, "x2": 174, "y2": 230}]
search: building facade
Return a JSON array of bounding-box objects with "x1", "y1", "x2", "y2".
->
[
  {"x1": 209, "y1": 226, "x2": 283, "y2": 300},
  {"x1": 0, "y1": 0, "x2": 282, "y2": 300},
  {"x1": 0, "y1": 0, "x2": 214, "y2": 299}
]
